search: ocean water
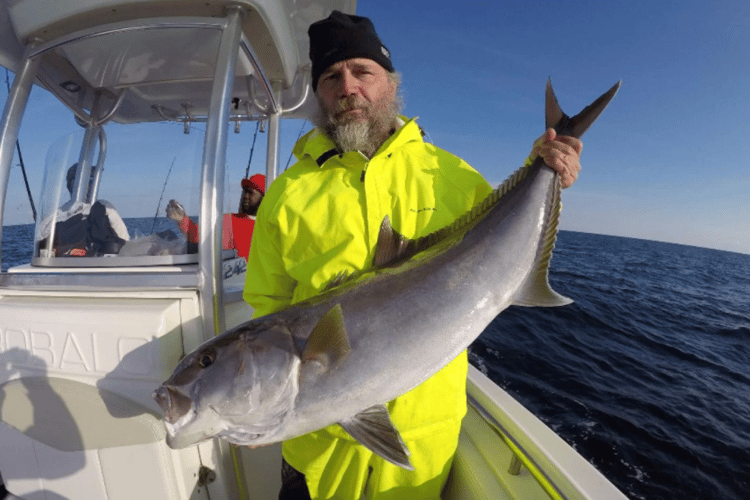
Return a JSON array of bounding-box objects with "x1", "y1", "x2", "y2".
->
[
  {"x1": 469, "y1": 231, "x2": 750, "y2": 500},
  {"x1": 2, "y1": 224, "x2": 749, "y2": 499}
]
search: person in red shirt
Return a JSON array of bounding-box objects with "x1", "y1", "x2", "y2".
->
[{"x1": 166, "y1": 173, "x2": 265, "y2": 259}]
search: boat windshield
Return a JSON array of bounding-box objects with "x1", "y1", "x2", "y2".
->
[
  {"x1": 31, "y1": 124, "x2": 227, "y2": 267},
  {"x1": 5, "y1": 12, "x2": 281, "y2": 271}
]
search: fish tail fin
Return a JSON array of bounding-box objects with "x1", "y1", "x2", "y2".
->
[
  {"x1": 510, "y1": 79, "x2": 621, "y2": 308},
  {"x1": 545, "y1": 79, "x2": 621, "y2": 138}
]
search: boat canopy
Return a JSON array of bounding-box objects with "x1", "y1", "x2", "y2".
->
[{"x1": 0, "y1": 0, "x2": 355, "y2": 123}]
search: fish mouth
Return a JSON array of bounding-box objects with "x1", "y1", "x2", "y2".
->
[
  {"x1": 165, "y1": 425, "x2": 210, "y2": 449},
  {"x1": 153, "y1": 385, "x2": 193, "y2": 424}
]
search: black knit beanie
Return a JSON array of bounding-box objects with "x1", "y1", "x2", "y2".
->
[{"x1": 308, "y1": 10, "x2": 394, "y2": 91}]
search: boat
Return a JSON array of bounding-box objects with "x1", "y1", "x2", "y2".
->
[{"x1": 0, "y1": 1, "x2": 628, "y2": 498}]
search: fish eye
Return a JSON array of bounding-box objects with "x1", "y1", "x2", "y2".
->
[{"x1": 199, "y1": 352, "x2": 215, "y2": 368}]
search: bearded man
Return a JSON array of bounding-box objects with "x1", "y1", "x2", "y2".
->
[{"x1": 243, "y1": 10, "x2": 582, "y2": 500}]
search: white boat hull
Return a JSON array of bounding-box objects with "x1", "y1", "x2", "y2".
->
[{"x1": 0, "y1": 283, "x2": 254, "y2": 499}]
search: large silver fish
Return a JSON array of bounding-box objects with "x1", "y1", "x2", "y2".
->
[{"x1": 153, "y1": 80, "x2": 620, "y2": 469}]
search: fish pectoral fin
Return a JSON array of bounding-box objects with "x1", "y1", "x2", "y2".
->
[
  {"x1": 338, "y1": 404, "x2": 413, "y2": 470},
  {"x1": 302, "y1": 304, "x2": 351, "y2": 368}
]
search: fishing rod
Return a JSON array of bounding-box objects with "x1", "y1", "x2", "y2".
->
[
  {"x1": 5, "y1": 68, "x2": 37, "y2": 221},
  {"x1": 150, "y1": 156, "x2": 176, "y2": 234},
  {"x1": 285, "y1": 120, "x2": 308, "y2": 171}
]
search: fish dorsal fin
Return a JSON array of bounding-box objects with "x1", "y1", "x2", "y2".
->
[
  {"x1": 373, "y1": 216, "x2": 416, "y2": 267},
  {"x1": 338, "y1": 404, "x2": 413, "y2": 470},
  {"x1": 302, "y1": 304, "x2": 351, "y2": 368},
  {"x1": 371, "y1": 209, "x2": 484, "y2": 270},
  {"x1": 322, "y1": 270, "x2": 352, "y2": 291}
]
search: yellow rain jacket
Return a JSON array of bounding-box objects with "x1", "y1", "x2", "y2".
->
[{"x1": 244, "y1": 117, "x2": 492, "y2": 499}]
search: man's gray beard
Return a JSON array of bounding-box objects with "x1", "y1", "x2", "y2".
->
[
  {"x1": 331, "y1": 120, "x2": 380, "y2": 158},
  {"x1": 313, "y1": 87, "x2": 402, "y2": 158}
]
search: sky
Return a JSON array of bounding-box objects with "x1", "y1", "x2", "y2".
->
[{"x1": 2, "y1": 0, "x2": 750, "y2": 255}]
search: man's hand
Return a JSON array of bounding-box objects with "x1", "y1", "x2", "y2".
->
[
  {"x1": 530, "y1": 128, "x2": 582, "y2": 188},
  {"x1": 166, "y1": 199, "x2": 186, "y2": 222}
]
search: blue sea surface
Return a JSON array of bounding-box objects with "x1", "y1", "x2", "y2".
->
[
  {"x1": 2, "y1": 224, "x2": 749, "y2": 499},
  {"x1": 469, "y1": 231, "x2": 750, "y2": 500}
]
